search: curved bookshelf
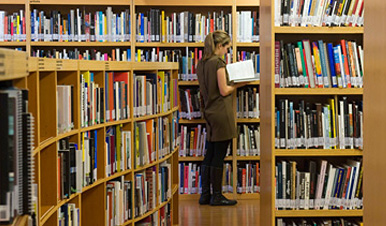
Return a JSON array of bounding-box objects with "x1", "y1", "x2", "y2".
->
[
  {"x1": 178, "y1": 81, "x2": 199, "y2": 86},
  {"x1": 274, "y1": 27, "x2": 364, "y2": 34},
  {"x1": 275, "y1": 88, "x2": 364, "y2": 95}
]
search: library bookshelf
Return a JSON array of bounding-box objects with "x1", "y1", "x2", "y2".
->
[
  {"x1": 260, "y1": 0, "x2": 364, "y2": 225},
  {"x1": 14, "y1": 58, "x2": 180, "y2": 226}
]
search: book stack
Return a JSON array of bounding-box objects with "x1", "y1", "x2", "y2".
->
[
  {"x1": 105, "y1": 125, "x2": 132, "y2": 177},
  {"x1": 274, "y1": 0, "x2": 364, "y2": 27},
  {"x1": 0, "y1": 87, "x2": 35, "y2": 224},
  {"x1": 104, "y1": 71, "x2": 130, "y2": 122},
  {"x1": 80, "y1": 71, "x2": 104, "y2": 127},
  {"x1": 275, "y1": 159, "x2": 363, "y2": 210},
  {"x1": 30, "y1": 7, "x2": 131, "y2": 42},
  {"x1": 275, "y1": 98, "x2": 363, "y2": 150},
  {"x1": 237, "y1": 162, "x2": 260, "y2": 194},
  {"x1": 158, "y1": 117, "x2": 171, "y2": 159},
  {"x1": 159, "y1": 203, "x2": 172, "y2": 226},
  {"x1": 58, "y1": 203, "x2": 79, "y2": 226},
  {"x1": 58, "y1": 138, "x2": 78, "y2": 200},
  {"x1": 57, "y1": 85, "x2": 74, "y2": 134},
  {"x1": 134, "y1": 71, "x2": 175, "y2": 117},
  {"x1": 275, "y1": 39, "x2": 364, "y2": 88},
  {"x1": 32, "y1": 48, "x2": 131, "y2": 61},
  {"x1": 136, "y1": 10, "x2": 232, "y2": 43},
  {"x1": 135, "y1": 167, "x2": 156, "y2": 217},
  {"x1": 179, "y1": 162, "x2": 201, "y2": 195},
  {"x1": 179, "y1": 124, "x2": 207, "y2": 157},
  {"x1": 159, "y1": 162, "x2": 172, "y2": 203},
  {"x1": 237, "y1": 124, "x2": 260, "y2": 156},
  {"x1": 237, "y1": 86, "x2": 260, "y2": 119},
  {"x1": 222, "y1": 163, "x2": 233, "y2": 193},
  {"x1": 134, "y1": 120, "x2": 156, "y2": 169},
  {"x1": 277, "y1": 218, "x2": 363, "y2": 226},
  {"x1": 136, "y1": 48, "x2": 182, "y2": 63},
  {"x1": 0, "y1": 10, "x2": 27, "y2": 42},
  {"x1": 236, "y1": 11, "x2": 259, "y2": 42},
  {"x1": 136, "y1": 213, "x2": 158, "y2": 226},
  {"x1": 179, "y1": 87, "x2": 202, "y2": 120},
  {"x1": 106, "y1": 179, "x2": 133, "y2": 226}
]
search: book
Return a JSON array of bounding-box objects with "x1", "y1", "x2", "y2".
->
[{"x1": 226, "y1": 60, "x2": 259, "y2": 83}]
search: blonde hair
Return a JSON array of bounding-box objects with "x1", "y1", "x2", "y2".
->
[{"x1": 202, "y1": 30, "x2": 231, "y2": 61}]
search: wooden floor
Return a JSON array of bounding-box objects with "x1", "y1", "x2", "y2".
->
[{"x1": 179, "y1": 199, "x2": 260, "y2": 226}]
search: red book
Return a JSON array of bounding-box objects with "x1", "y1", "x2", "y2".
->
[
  {"x1": 4, "y1": 16, "x2": 8, "y2": 41},
  {"x1": 194, "y1": 48, "x2": 198, "y2": 74},
  {"x1": 340, "y1": 40, "x2": 352, "y2": 88},
  {"x1": 184, "y1": 165, "x2": 189, "y2": 194},
  {"x1": 256, "y1": 162, "x2": 260, "y2": 189},
  {"x1": 210, "y1": 19, "x2": 214, "y2": 33},
  {"x1": 242, "y1": 168, "x2": 246, "y2": 194},
  {"x1": 274, "y1": 41, "x2": 281, "y2": 88},
  {"x1": 114, "y1": 72, "x2": 129, "y2": 118},
  {"x1": 193, "y1": 127, "x2": 198, "y2": 156},
  {"x1": 340, "y1": 167, "x2": 352, "y2": 209}
]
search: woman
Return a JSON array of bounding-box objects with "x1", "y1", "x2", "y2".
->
[{"x1": 196, "y1": 30, "x2": 248, "y2": 206}]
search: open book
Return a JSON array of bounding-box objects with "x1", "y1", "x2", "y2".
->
[{"x1": 226, "y1": 59, "x2": 259, "y2": 83}]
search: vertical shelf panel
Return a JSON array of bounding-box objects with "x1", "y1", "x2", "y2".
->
[
  {"x1": 42, "y1": 210, "x2": 57, "y2": 226},
  {"x1": 39, "y1": 143, "x2": 58, "y2": 218},
  {"x1": 27, "y1": 71, "x2": 40, "y2": 145},
  {"x1": 97, "y1": 127, "x2": 106, "y2": 180},
  {"x1": 39, "y1": 71, "x2": 57, "y2": 142},
  {"x1": 81, "y1": 183, "x2": 106, "y2": 226}
]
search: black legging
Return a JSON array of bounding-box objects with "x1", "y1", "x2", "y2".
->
[{"x1": 202, "y1": 139, "x2": 231, "y2": 168}]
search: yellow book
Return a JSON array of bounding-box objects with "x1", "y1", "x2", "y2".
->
[
  {"x1": 17, "y1": 16, "x2": 20, "y2": 41},
  {"x1": 161, "y1": 10, "x2": 165, "y2": 43},
  {"x1": 328, "y1": 98, "x2": 337, "y2": 149},
  {"x1": 158, "y1": 71, "x2": 165, "y2": 112},
  {"x1": 104, "y1": 15, "x2": 107, "y2": 42},
  {"x1": 116, "y1": 125, "x2": 122, "y2": 172},
  {"x1": 135, "y1": 124, "x2": 140, "y2": 168},
  {"x1": 137, "y1": 49, "x2": 141, "y2": 62}
]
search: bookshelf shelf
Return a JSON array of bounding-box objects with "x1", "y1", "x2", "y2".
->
[
  {"x1": 275, "y1": 210, "x2": 363, "y2": 217},
  {"x1": 30, "y1": 42, "x2": 131, "y2": 47},
  {"x1": 134, "y1": 107, "x2": 178, "y2": 122},
  {"x1": 131, "y1": 62, "x2": 178, "y2": 70},
  {"x1": 133, "y1": 0, "x2": 233, "y2": 6},
  {"x1": 275, "y1": 88, "x2": 364, "y2": 95},
  {"x1": 237, "y1": 118, "x2": 260, "y2": 123},
  {"x1": 275, "y1": 149, "x2": 363, "y2": 157},
  {"x1": 134, "y1": 160, "x2": 159, "y2": 173},
  {"x1": 274, "y1": 27, "x2": 364, "y2": 34},
  {"x1": 135, "y1": 42, "x2": 204, "y2": 47},
  {"x1": 0, "y1": 74, "x2": 29, "y2": 82},
  {"x1": 79, "y1": 124, "x2": 105, "y2": 132},
  {"x1": 236, "y1": 42, "x2": 260, "y2": 47},
  {"x1": 178, "y1": 81, "x2": 199, "y2": 86},
  {"x1": 179, "y1": 156, "x2": 233, "y2": 161},
  {"x1": 0, "y1": 0, "x2": 25, "y2": 4},
  {"x1": 29, "y1": 0, "x2": 130, "y2": 5},
  {"x1": 237, "y1": 156, "x2": 260, "y2": 161},
  {"x1": 235, "y1": 0, "x2": 260, "y2": 6},
  {"x1": 179, "y1": 118, "x2": 205, "y2": 124},
  {"x1": 0, "y1": 42, "x2": 26, "y2": 46}
]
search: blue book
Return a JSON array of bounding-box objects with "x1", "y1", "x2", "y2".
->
[
  {"x1": 99, "y1": 11, "x2": 103, "y2": 41},
  {"x1": 94, "y1": 130, "x2": 97, "y2": 176},
  {"x1": 140, "y1": 13, "x2": 144, "y2": 42},
  {"x1": 327, "y1": 43, "x2": 338, "y2": 88},
  {"x1": 256, "y1": 54, "x2": 260, "y2": 75},
  {"x1": 318, "y1": 40, "x2": 330, "y2": 88}
]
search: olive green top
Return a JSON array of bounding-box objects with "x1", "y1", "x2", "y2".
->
[{"x1": 197, "y1": 55, "x2": 236, "y2": 142}]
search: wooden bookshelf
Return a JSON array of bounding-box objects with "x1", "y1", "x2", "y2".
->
[
  {"x1": 236, "y1": 42, "x2": 260, "y2": 47},
  {"x1": 25, "y1": 59, "x2": 180, "y2": 226},
  {"x1": 0, "y1": 42, "x2": 27, "y2": 46},
  {"x1": 30, "y1": 42, "x2": 132, "y2": 47},
  {"x1": 178, "y1": 81, "x2": 199, "y2": 86},
  {"x1": 135, "y1": 42, "x2": 205, "y2": 47},
  {"x1": 260, "y1": 0, "x2": 364, "y2": 225}
]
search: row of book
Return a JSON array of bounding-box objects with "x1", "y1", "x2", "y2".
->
[
  {"x1": 32, "y1": 48, "x2": 132, "y2": 61},
  {"x1": 105, "y1": 71, "x2": 130, "y2": 122},
  {"x1": 0, "y1": 87, "x2": 36, "y2": 224},
  {"x1": 106, "y1": 126, "x2": 132, "y2": 177},
  {"x1": 0, "y1": 11, "x2": 26, "y2": 42},
  {"x1": 277, "y1": 218, "x2": 363, "y2": 226},
  {"x1": 236, "y1": 51, "x2": 260, "y2": 79},
  {"x1": 275, "y1": 39, "x2": 364, "y2": 88},
  {"x1": 179, "y1": 124, "x2": 207, "y2": 157},
  {"x1": 158, "y1": 115, "x2": 179, "y2": 160},
  {"x1": 133, "y1": 71, "x2": 177, "y2": 117},
  {"x1": 58, "y1": 203, "x2": 79, "y2": 226},
  {"x1": 179, "y1": 88, "x2": 202, "y2": 120},
  {"x1": 134, "y1": 120, "x2": 157, "y2": 169},
  {"x1": 106, "y1": 179, "x2": 133, "y2": 226},
  {"x1": 236, "y1": 11, "x2": 259, "y2": 43},
  {"x1": 237, "y1": 125, "x2": 260, "y2": 156},
  {"x1": 31, "y1": 8, "x2": 131, "y2": 42},
  {"x1": 275, "y1": 98, "x2": 363, "y2": 150},
  {"x1": 237, "y1": 86, "x2": 260, "y2": 119},
  {"x1": 275, "y1": 0, "x2": 364, "y2": 27},
  {"x1": 57, "y1": 85, "x2": 74, "y2": 134},
  {"x1": 135, "y1": 163, "x2": 171, "y2": 218},
  {"x1": 236, "y1": 162, "x2": 260, "y2": 194},
  {"x1": 136, "y1": 204, "x2": 171, "y2": 226},
  {"x1": 179, "y1": 162, "x2": 260, "y2": 194},
  {"x1": 275, "y1": 159, "x2": 363, "y2": 210},
  {"x1": 80, "y1": 71, "x2": 104, "y2": 127},
  {"x1": 136, "y1": 10, "x2": 232, "y2": 43}
]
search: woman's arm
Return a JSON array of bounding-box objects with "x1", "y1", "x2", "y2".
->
[{"x1": 217, "y1": 67, "x2": 247, "y2": 96}]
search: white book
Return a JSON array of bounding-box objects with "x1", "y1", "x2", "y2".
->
[
  {"x1": 304, "y1": 172, "x2": 310, "y2": 210},
  {"x1": 226, "y1": 60, "x2": 258, "y2": 82}
]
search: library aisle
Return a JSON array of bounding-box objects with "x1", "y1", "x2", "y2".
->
[{"x1": 179, "y1": 200, "x2": 260, "y2": 226}]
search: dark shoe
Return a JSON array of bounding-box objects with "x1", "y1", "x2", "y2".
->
[
  {"x1": 210, "y1": 166, "x2": 237, "y2": 206},
  {"x1": 199, "y1": 165, "x2": 211, "y2": 205}
]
